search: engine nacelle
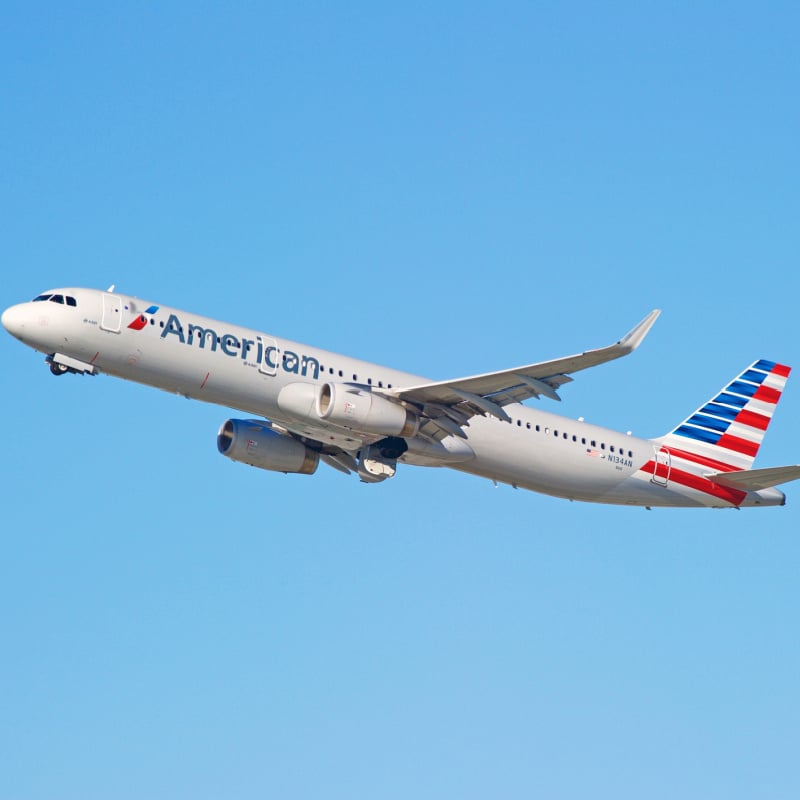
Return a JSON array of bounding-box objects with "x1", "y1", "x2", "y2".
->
[
  {"x1": 316, "y1": 383, "x2": 419, "y2": 438},
  {"x1": 217, "y1": 419, "x2": 319, "y2": 475}
]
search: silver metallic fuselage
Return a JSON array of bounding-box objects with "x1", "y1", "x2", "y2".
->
[{"x1": 2, "y1": 288, "x2": 786, "y2": 508}]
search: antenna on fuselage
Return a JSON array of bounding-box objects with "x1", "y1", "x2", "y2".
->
[{"x1": 106, "y1": 284, "x2": 115, "y2": 292}]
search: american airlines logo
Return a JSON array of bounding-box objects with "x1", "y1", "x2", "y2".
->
[
  {"x1": 157, "y1": 312, "x2": 321, "y2": 379},
  {"x1": 127, "y1": 305, "x2": 160, "y2": 330}
]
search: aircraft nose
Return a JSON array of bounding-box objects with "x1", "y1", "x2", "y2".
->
[{"x1": 1, "y1": 304, "x2": 27, "y2": 338}]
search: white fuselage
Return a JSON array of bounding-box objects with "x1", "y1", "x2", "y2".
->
[{"x1": 2, "y1": 288, "x2": 786, "y2": 508}]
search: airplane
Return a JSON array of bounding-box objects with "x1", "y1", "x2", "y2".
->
[{"x1": 3, "y1": 286, "x2": 800, "y2": 508}]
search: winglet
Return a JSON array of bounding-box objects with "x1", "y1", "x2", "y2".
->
[{"x1": 617, "y1": 309, "x2": 661, "y2": 353}]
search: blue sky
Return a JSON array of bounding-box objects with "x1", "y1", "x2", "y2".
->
[{"x1": 2, "y1": 3, "x2": 799, "y2": 798}]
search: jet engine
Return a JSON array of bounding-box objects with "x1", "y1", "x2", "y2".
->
[
  {"x1": 316, "y1": 383, "x2": 419, "y2": 438},
  {"x1": 217, "y1": 419, "x2": 319, "y2": 475}
]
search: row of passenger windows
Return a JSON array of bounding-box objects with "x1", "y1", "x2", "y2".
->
[
  {"x1": 513, "y1": 418, "x2": 634, "y2": 457},
  {"x1": 318, "y1": 365, "x2": 393, "y2": 389},
  {"x1": 33, "y1": 293, "x2": 77, "y2": 307}
]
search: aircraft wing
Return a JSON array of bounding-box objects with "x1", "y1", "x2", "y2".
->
[{"x1": 387, "y1": 310, "x2": 660, "y2": 440}]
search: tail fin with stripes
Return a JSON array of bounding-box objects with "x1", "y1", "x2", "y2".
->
[{"x1": 658, "y1": 359, "x2": 791, "y2": 472}]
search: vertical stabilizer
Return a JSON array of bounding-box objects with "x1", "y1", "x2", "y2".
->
[{"x1": 658, "y1": 360, "x2": 791, "y2": 472}]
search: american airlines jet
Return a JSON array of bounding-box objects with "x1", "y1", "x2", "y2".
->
[{"x1": 4, "y1": 287, "x2": 800, "y2": 508}]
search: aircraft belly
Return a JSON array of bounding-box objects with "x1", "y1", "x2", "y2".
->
[
  {"x1": 89, "y1": 330, "x2": 279, "y2": 417},
  {"x1": 403, "y1": 435, "x2": 475, "y2": 466},
  {"x1": 459, "y1": 414, "x2": 635, "y2": 501}
]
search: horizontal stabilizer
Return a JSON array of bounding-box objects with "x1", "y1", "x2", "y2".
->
[{"x1": 707, "y1": 465, "x2": 800, "y2": 491}]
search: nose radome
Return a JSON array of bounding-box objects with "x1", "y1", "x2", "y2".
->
[{"x1": 2, "y1": 304, "x2": 27, "y2": 337}]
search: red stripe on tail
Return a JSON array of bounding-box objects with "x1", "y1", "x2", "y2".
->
[
  {"x1": 666, "y1": 447, "x2": 739, "y2": 473},
  {"x1": 773, "y1": 364, "x2": 791, "y2": 378},
  {"x1": 716, "y1": 433, "x2": 760, "y2": 457},
  {"x1": 735, "y1": 409, "x2": 771, "y2": 430},
  {"x1": 754, "y1": 385, "x2": 781, "y2": 404},
  {"x1": 641, "y1": 461, "x2": 747, "y2": 506}
]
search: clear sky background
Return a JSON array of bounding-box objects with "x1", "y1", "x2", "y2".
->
[{"x1": 2, "y1": 3, "x2": 799, "y2": 798}]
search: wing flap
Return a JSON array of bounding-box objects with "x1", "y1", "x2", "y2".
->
[{"x1": 319, "y1": 452, "x2": 358, "y2": 475}]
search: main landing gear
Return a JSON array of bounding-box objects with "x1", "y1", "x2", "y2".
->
[{"x1": 357, "y1": 437, "x2": 408, "y2": 483}]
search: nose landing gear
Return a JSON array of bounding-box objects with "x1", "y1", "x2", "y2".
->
[{"x1": 45, "y1": 353, "x2": 97, "y2": 376}]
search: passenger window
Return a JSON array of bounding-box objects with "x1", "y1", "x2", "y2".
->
[
  {"x1": 563, "y1": 432, "x2": 568, "y2": 439},
  {"x1": 526, "y1": 422, "x2": 531, "y2": 430},
  {"x1": 582, "y1": 438, "x2": 586, "y2": 445},
  {"x1": 601, "y1": 443, "x2": 606, "y2": 450},
  {"x1": 610, "y1": 446, "x2": 615, "y2": 453}
]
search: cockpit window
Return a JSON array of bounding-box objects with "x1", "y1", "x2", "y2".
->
[{"x1": 33, "y1": 293, "x2": 78, "y2": 306}]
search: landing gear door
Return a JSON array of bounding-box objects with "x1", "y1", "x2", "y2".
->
[
  {"x1": 652, "y1": 446, "x2": 671, "y2": 486},
  {"x1": 258, "y1": 336, "x2": 278, "y2": 376},
  {"x1": 101, "y1": 293, "x2": 122, "y2": 333}
]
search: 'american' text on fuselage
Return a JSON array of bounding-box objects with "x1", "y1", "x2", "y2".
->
[{"x1": 160, "y1": 312, "x2": 320, "y2": 379}]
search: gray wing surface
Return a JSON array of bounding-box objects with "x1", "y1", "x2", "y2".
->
[{"x1": 386, "y1": 310, "x2": 660, "y2": 440}]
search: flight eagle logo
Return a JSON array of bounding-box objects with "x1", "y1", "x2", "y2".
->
[{"x1": 127, "y1": 305, "x2": 160, "y2": 331}]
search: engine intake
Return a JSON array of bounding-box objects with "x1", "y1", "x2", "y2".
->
[
  {"x1": 217, "y1": 419, "x2": 319, "y2": 475},
  {"x1": 316, "y1": 383, "x2": 419, "y2": 438}
]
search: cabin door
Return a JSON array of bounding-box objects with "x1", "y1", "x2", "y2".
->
[
  {"x1": 101, "y1": 293, "x2": 122, "y2": 332},
  {"x1": 652, "y1": 447, "x2": 671, "y2": 486},
  {"x1": 258, "y1": 336, "x2": 278, "y2": 376}
]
